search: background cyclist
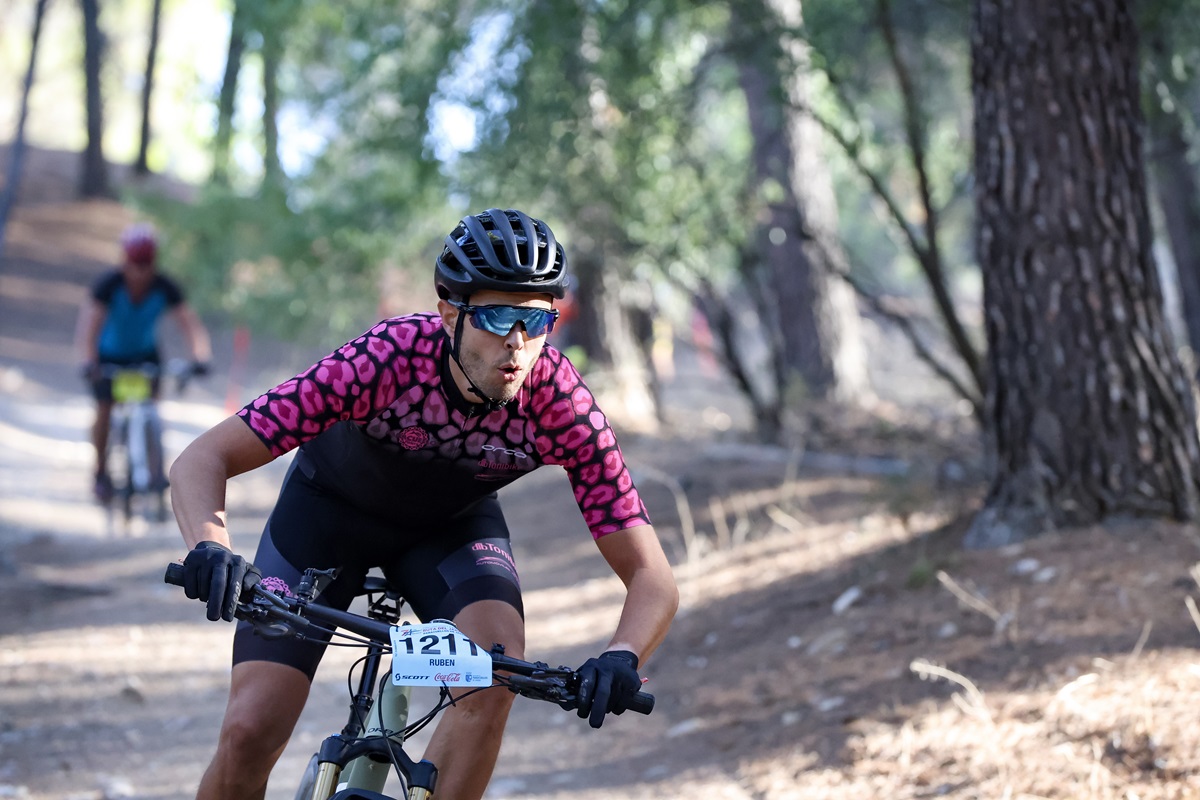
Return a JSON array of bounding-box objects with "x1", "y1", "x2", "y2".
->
[
  {"x1": 170, "y1": 208, "x2": 679, "y2": 800},
  {"x1": 75, "y1": 223, "x2": 212, "y2": 502}
]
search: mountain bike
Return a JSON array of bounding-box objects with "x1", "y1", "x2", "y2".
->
[
  {"x1": 102, "y1": 359, "x2": 199, "y2": 527},
  {"x1": 163, "y1": 562, "x2": 654, "y2": 800}
]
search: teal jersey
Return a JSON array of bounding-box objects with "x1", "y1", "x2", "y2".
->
[{"x1": 91, "y1": 269, "x2": 183, "y2": 362}]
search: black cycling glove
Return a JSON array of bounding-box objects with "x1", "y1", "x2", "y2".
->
[
  {"x1": 182, "y1": 541, "x2": 260, "y2": 622},
  {"x1": 190, "y1": 361, "x2": 211, "y2": 377},
  {"x1": 575, "y1": 650, "x2": 641, "y2": 729}
]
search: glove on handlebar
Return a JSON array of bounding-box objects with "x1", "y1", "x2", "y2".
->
[
  {"x1": 575, "y1": 650, "x2": 641, "y2": 729},
  {"x1": 182, "y1": 541, "x2": 261, "y2": 622},
  {"x1": 190, "y1": 361, "x2": 211, "y2": 377}
]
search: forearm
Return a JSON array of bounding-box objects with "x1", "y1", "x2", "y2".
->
[
  {"x1": 176, "y1": 306, "x2": 212, "y2": 362},
  {"x1": 597, "y1": 525, "x2": 680, "y2": 664},
  {"x1": 169, "y1": 445, "x2": 234, "y2": 550},
  {"x1": 75, "y1": 303, "x2": 102, "y2": 362},
  {"x1": 169, "y1": 416, "x2": 273, "y2": 551},
  {"x1": 605, "y1": 567, "x2": 679, "y2": 664}
]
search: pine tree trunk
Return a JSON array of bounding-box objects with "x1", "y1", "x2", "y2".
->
[
  {"x1": 212, "y1": 1, "x2": 248, "y2": 185},
  {"x1": 79, "y1": 0, "x2": 111, "y2": 197},
  {"x1": 968, "y1": 0, "x2": 1200, "y2": 547},
  {"x1": 261, "y1": 25, "x2": 283, "y2": 188},
  {"x1": 734, "y1": 0, "x2": 869, "y2": 412},
  {"x1": 1146, "y1": 106, "x2": 1200, "y2": 367},
  {"x1": 135, "y1": 0, "x2": 163, "y2": 175}
]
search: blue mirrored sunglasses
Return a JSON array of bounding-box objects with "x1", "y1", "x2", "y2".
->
[{"x1": 451, "y1": 301, "x2": 560, "y2": 337}]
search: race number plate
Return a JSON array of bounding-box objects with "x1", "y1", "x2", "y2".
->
[
  {"x1": 389, "y1": 621, "x2": 493, "y2": 687},
  {"x1": 112, "y1": 370, "x2": 152, "y2": 403}
]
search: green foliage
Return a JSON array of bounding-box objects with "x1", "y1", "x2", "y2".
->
[
  {"x1": 805, "y1": 0, "x2": 975, "y2": 295},
  {"x1": 443, "y1": 0, "x2": 759, "y2": 314},
  {"x1": 131, "y1": 0, "x2": 473, "y2": 344}
]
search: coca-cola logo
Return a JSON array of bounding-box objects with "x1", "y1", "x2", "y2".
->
[
  {"x1": 398, "y1": 426, "x2": 429, "y2": 450},
  {"x1": 434, "y1": 672, "x2": 462, "y2": 683}
]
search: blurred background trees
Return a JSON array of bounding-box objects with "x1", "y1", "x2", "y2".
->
[{"x1": 5, "y1": 0, "x2": 1200, "y2": 539}]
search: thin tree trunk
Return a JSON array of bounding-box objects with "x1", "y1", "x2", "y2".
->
[
  {"x1": 135, "y1": 0, "x2": 163, "y2": 175},
  {"x1": 212, "y1": 0, "x2": 248, "y2": 185},
  {"x1": 79, "y1": 0, "x2": 110, "y2": 197},
  {"x1": 969, "y1": 0, "x2": 1200, "y2": 547},
  {"x1": 0, "y1": 0, "x2": 50, "y2": 264},
  {"x1": 1147, "y1": 107, "x2": 1200, "y2": 367},
  {"x1": 261, "y1": 28, "x2": 283, "y2": 188},
  {"x1": 734, "y1": 0, "x2": 869, "y2": 415}
]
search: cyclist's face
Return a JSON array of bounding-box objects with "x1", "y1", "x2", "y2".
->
[
  {"x1": 439, "y1": 290, "x2": 555, "y2": 404},
  {"x1": 122, "y1": 259, "x2": 156, "y2": 291}
]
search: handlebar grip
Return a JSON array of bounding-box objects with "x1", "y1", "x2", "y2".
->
[
  {"x1": 164, "y1": 562, "x2": 185, "y2": 586},
  {"x1": 628, "y1": 690, "x2": 655, "y2": 715}
]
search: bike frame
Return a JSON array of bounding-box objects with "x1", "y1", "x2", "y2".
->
[
  {"x1": 296, "y1": 578, "x2": 428, "y2": 800},
  {"x1": 106, "y1": 365, "x2": 168, "y2": 525}
]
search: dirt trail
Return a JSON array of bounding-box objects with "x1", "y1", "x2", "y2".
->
[{"x1": 5, "y1": 156, "x2": 1200, "y2": 800}]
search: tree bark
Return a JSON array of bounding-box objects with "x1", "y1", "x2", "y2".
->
[
  {"x1": 1147, "y1": 105, "x2": 1200, "y2": 368},
  {"x1": 261, "y1": 25, "x2": 284, "y2": 189},
  {"x1": 79, "y1": 0, "x2": 111, "y2": 197},
  {"x1": 568, "y1": 236, "x2": 659, "y2": 430},
  {"x1": 212, "y1": 0, "x2": 249, "y2": 185},
  {"x1": 734, "y1": 0, "x2": 870, "y2": 413},
  {"x1": 135, "y1": 0, "x2": 163, "y2": 175},
  {"x1": 969, "y1": 0, "x2": 1200, "y2": 548}
]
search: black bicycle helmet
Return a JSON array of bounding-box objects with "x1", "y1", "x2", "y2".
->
[{"x1": 435, "y1": 208, "x2": 569, "y2": 300}]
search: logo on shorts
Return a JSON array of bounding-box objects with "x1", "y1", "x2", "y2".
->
[{"x1": 398, "y1": 426, "x2": 430, "y2": 450}]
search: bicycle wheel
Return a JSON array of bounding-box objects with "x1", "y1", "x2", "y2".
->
[
  {"x1": 293, "y1": 753, "x2": 319, "y2": 800},
  {"x1": 107, "y1": 412, "x2": 134, "y2": 525},
  {"x1": 140, "y1": 407, "x2": 169, "y2": 521}
]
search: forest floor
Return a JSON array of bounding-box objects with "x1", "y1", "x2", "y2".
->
[{"x1": 4, "y1": 147, "x2": 1200, "y2": 800}]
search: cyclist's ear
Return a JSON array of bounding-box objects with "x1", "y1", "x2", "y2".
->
[{"x1": 437, "y1": 299, "x2": 460, "y2": 335}]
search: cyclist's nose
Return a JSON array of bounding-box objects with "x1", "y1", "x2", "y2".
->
[{"x1": 503, "y1": 325, "x2": 527, "y2": 351}]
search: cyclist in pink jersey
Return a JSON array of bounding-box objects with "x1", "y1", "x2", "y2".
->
[{"x1": 169, "y1": 208, "x2": 679, "y2": 800}]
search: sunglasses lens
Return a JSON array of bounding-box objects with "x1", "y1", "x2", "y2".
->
[{"x1": 469, "y1": 306, "x2": 557, "y2": 337}]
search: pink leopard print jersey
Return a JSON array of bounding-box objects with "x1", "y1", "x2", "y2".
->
[{"x1": 237, "y1": 313, "x2": 651, "y2": 538}]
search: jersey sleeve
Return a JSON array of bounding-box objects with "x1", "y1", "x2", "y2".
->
[
  {"x1": 237, "y1": 318, "x2": 412, "y2": 456},
  {"x1": 529, "y1": 349, "x2": 652, "y2": 539},
  {"x1": 157, "y1": 275, "x2": 185, "y2": 307},
  {"x1": 90, "y1": 271, "x2": 122, "y2": 305}
]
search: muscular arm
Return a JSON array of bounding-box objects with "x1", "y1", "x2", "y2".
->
[
  {"x1": 74, "y1": 298, "x2": 106, "y2": 363},
  {"x1": 171, "y1": 303, "x2": 212, "y2": 362},
  {"x1": 596, "y1": 525, "x2": 679, "y2": 664},
  {"x1": 169, "y1": 416, "x2": 273, "y2": 551}
]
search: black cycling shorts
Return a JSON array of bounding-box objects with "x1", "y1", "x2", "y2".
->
[
  {"x1": 89, "y1": 357, "x2": 161, "y2": 403},
  {"x1": 233, "y1": 461, "x2": 524, "y2": 680}
]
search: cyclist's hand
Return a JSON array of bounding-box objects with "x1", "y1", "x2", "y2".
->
[
  {"x1": 190, "y1": 361, "x2": 211, "y2": 377},
  {"x1": 182, "y1": 541, "x2": 261, "y2": 622},
  {"x1": 80, "y1": 362, "x2": 101, "y2": 383},
  {"x1": 575, "y1": 650, "x2": 641, "y2": 729}
]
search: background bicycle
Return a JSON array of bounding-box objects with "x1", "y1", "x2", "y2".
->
[
  {"x1": 101, "y1": 358, "x2": 202, "y2": 531},
  {"x1": 163, "y1": 562, "x2": 654, "y2": 800}
]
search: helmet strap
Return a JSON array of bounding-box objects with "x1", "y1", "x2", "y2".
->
[{"x1": 447, "y1": 305, "x2": 507, "y2": 414}]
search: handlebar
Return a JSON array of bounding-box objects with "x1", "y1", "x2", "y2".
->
[
  {"x1": 93, "y1": 359, "x2": 207, "y2": 395},
  {"x1": 163, "y1": 563, "x2": 654, "y2": 715}
]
